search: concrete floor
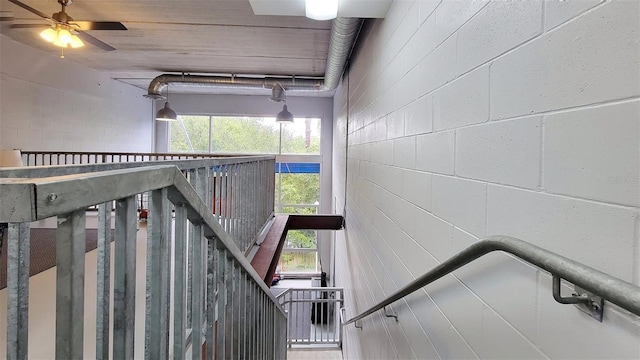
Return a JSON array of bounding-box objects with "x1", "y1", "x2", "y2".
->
[{"x1": 287, "y1": 349, "x2": 344, "y2": 359}]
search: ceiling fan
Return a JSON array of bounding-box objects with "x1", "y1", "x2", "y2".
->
[{"x1": 7, "y1": 0, "x2": 126, "y2": 51}]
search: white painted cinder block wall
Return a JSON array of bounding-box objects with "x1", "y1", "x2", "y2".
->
[
  {"x1": 0, "y1": 34, "x2": 153, "y2": 153},
  {"x1": 332, "y1": 1, "x2": 639, "y2": 359}
]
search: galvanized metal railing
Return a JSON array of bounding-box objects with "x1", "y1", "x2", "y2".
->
[
  {"x1": 277, "y1": 287, "x2": 343, "y2": 348},
  {"x1": 0, "y1": 156, "x2": 275, "y2": 254},
  {"x1": 1, "y1": 165, "x2": 287, "y2": 360},
  {"x1": 19, "y1": 150, "x2": 242, "y2": 166},
  {"x1": 341, "y1": 236, "x2": 640, "y2": 328}
]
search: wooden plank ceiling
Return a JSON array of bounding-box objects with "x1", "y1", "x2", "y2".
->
[{"x1": 0, "y1": 0, "x2": 333, "y2": 94}]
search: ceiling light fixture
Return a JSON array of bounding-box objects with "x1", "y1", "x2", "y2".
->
[
  {"x1": 276, "y1": 104, "x2": 294, "y2": 123},
  {"x1": 40, "y1": 24, "x2": 84, "y2": 48},
  {"x1": 155, "y1": 85, "x2": 177, "y2": 121},
  {"x1": 305, "y1": 0, "x2": 339, "y2": 20}
]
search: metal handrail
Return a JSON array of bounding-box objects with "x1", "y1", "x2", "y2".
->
[
  {"x1": 0, "y1": 155, "x2": 275, "y2": 178},
  {"x1": 342, "y1": 235, "x2": 640, "y2": 326}
]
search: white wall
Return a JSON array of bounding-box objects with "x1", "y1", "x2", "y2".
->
[
  {"x1": 0, "y1": 34, "x2": 153, "y2": 153},
  {"x1": 333, "y1": 1, "x2": 639, "y2": 359}
]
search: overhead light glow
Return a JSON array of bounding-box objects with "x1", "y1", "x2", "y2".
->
[
  {"x1": 40, "y1": 25, "x2": 84, "y2": 48},
  {"x1": 305, "y1": 0, "x2": 339, "y2": 21}
]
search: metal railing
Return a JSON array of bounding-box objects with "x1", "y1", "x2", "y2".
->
[
  {"x1": 277, "y1": 287, "x2": 343, "y2": 348},
  {"x1": 341, "y1": 235, "x2": 640, "y2": 328},
  {"x1": 0, "y1": 156, "x2": 275, "y2": 254},
  {"x1": 1, "y1": 164, "x2": 286, "y2": 359},
  {"x1": 19, "y1": 150, "x2": 244, "y2": 166}
]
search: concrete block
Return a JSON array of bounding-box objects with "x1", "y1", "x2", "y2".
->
[
  {"x1": 390, "y1": 194, "x2": 418, "y2": 239},
  {"x1": 375, "y1": 116, "x2": 388, "y2": 141},
  {"x1": 544, "y1": 101, "x2": 639, "y2": 206},
  {"x1": 414, "y1": 208, "x2": 454, "y2": 262},
  {"x1": 392, "y1": 136, "x2": 416, "y2": 169},
  {"x1": 415, "y1": 36, "x2": 458, "y2": 97},
  {"x1": 487, "y1": 184, "x2": 637, "y2": 282},
  {"x1": 416, "y1": 130, "x2": 455, "y2": 175},
  {"x1": 433, "y1": 66, "x2": 490, "y2": 131},
  {"x1": 419, "y1": 0, "x2": 441, "y2": 24},
  {"x1": 432, "y1": 175, "x2": 487, "y2": 237},
  {"x1": 478, "y1": 306, "x2": 545, "y2": 359},
  {"x1": 404, "y1": 95, "x2": 433, "y2": 136},
  {"x1": 545, "y1": 0, "x2": 603, "y2": 31},
  {"x1": 456, "y1": 0, "x2": 542, "y2": 74},
  {"x1": 454, "y1": 246, "x2": 539, "y2": 343},
  {"x1": 491, "y1": 1, "x2": 640, "y2": 119},
  {"x1": 387, "y1": 109, "x2": 405, "y2": 139},
  {"x1": 405, "y1": 14, "x2": 438, "y2": 69},
  {"x1": 400, "y1": 169, "x2": 432, "y2": 211},
  {"x1": 455, "y1": 116, "x2": 542, "y2": 189},
  {"x1": 428, "y1": 274, "x2": 484, "y2": 357},
  {"x1": 433, "y1": 0, "x2": 490, "y2": 48}
]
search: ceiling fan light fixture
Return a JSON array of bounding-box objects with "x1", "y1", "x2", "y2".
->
[
  {"x1": 305, "y1": 0, "x2": 339, "y2": 20},
  {"x1": 276, "y1": 104, "x2": 294, "y2": 123},
  {"x1": 156, "y1": 102, "x2": 177, "y2": 121},
  {"x1": 41, "y1": 25, "x2": 84, "y2": 48},
  {"x1": 69, "y1": 33, "x2": 84, "y2": 48},
  {"x1": 39, "y1": 27, "x2": 57, "y2": 42}
]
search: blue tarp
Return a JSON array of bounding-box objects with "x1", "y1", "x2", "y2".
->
[{"x1": 276, "y1": 162, "x2": 320, "y2": 174}]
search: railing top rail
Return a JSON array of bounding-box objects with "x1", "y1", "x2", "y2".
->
[
  {"x1": 20, "y1": 150, "x2": 262, "y2": 158},
  {"x1": 0, "y1": 155, "x2": 275, "y2": 178},
  {"x1": 0, "y1": 164, "x2": 285, "y2": 315},
  {"x1": 342, "y1": 235, "x2": 640, "y2": 326}
]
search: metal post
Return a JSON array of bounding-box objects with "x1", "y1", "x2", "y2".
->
[
  {"x1": 6, "y1": 222, "x2": 30, "y2": 360},
  {"x1": 145, "y1": 189, "x2": 171, "y2": 359},
  {"x1": 55, "y1": 210, "x2": 86, "y2": 360},
  {"x1": 96, "y1": 203, "x2": 112, "y2": 360},
  {"x1": 114, "y1": 196, "x2": 137, "y2": 359},
  {"x1": 205, "y1": 236, "x2": 216, "y2": 360},
  {"x1": 191, "y1": 223, "x2": 204, "y2": 360},
  {"x1": 215, "y1": 247, "x2": 226, "y2": 360},
  {"x1": 173, "y1": 204, "x2": 188, "y2": 360}
]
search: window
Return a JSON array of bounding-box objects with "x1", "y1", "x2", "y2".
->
[
  {"x1": 169, "y1": 116, "x2": 320, "y2": 155},
  {"x1": 170, "y1": 114, "x2": 323, "y2": 275}
]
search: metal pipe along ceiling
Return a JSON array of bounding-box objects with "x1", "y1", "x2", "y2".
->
[{"x1": 144, "y1": 17, "x2": 363, "y2": 99}]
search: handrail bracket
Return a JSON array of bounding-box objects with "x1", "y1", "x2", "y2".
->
[
  {"x1": 552, "y1": 276, "x2": 604, "y2": 322},
  {"x1": 384, "y1": 306, "x2": 398, "y2": 321}
]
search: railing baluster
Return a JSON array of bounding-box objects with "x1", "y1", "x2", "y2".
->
[
  {"x1": 145, "y1": 189, "x2": 171, "y2": 359},
  {"x1": 6, "y1": 222, "x2": 30, "y2": 360},
  {"x1": 215, "y1": 247, "x2": 226, "y2": 360},
  {"x1": 114, "y1": 196, "x2": 138, "y2": 359},
  {"x1": 191, "y1": 223, "x2": 204, "y2": 360},
  {"x1": 173, "y1": 204, "x2": 188, "y2": 360},
  {"x1": 205, "y1": 236, "x2": 216, "y2": 360},
  {"x1": 96, "y1": 203, "x2": 111, "y2": 360},
  {"x1": 224, "y1": 257, "x2": 233, "y2": 357},
  {"x1": 55, "y1": 210, "x2": 86, "y2": 360}
]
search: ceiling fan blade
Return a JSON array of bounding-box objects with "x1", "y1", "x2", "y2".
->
[
  {"x1": 7, "y1": 0, "x2": 52, "y2": 21},
  {"x1": 75, "y1": 30, "x2": 116, "y2": 51},
  {"x1": 71, "y1": 21, "x2": 127, "y2": 31},
  {"x1": 11, "y1": 23, "x2": 48, "y2": 29}
]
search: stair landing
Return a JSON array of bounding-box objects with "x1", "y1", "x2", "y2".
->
[{"x1": 288, "y1": 349, "x2": 343, "y2": 359}]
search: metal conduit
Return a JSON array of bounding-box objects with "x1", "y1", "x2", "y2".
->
[
  {"x1": 145, "y1": 17, "x2": 363, "y2": 99},
  {"x1": 342, "y1": 235, "x2": 640, "y2": 327}
]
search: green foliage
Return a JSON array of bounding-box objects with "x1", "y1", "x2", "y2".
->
[{"x1": 170, "y1": 116, "x2": 320, "y2": 154}]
